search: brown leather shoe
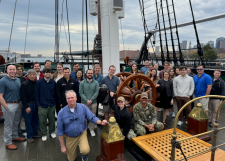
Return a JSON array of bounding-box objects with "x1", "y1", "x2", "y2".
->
[
  {"x1": 5, "y1": 144, "x2": 18, "y2": 150},
  {"x1": 12, "y1": 137, "x2": 26, "y2": 142},
  {"x1": 27, "y1": 138, "x2": 34, "y2": 143}
]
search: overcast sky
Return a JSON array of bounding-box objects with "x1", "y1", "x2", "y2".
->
[{"x1": 0, "y1": 0, "x2": 224, "y2": 56}]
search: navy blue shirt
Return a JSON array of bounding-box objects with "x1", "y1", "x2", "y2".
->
[
  {"x1": 100, "y1": 75, "x2": 120, "y2": 93},
  {"x1": 70, "y1": 71, "x2": 76, "y2": 79},
  {"x1": 0, "y1": 76, "x2": 21, "y2": 102},
  {"x1": 34, "y1": 78, "x2": 56, "y2": 108},
  {"x1": 57, "y1": 103, "x2": 99, "y2": 137},
  {"x1": 193, "y1": 73, "x2": 212, "y2": 97}
]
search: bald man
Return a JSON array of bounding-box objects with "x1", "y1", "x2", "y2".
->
[{"x1": 0, "y1": 65, "x2": 26, "y2": 150}]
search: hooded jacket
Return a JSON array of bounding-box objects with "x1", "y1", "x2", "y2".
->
[{"x1": 210, "y1": 77, "x2": 225, "y2": 99}]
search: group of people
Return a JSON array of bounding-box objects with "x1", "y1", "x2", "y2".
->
[
  {"x1": 0, "y1": 59, "x2": 224, "y2": 161},
  {"x1": 125, "y1": 60, "x2": 225, "y2": 128}
]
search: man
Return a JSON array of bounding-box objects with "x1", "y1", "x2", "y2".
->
[
  {"x1": 71, "y1": 63, "x2": 80, "y2": 79},
  {"x1": 57, "y1": 90, "x2": 107, "y2": 161},
  {"x1": 44, "y1": 60, "x2": 52, "y2": 69},
  {"x1": 15, "y1": 63, "x2": 26, "y2": 137},
  {"x1": 79, "y1": 69, "x2": 99, "y2": 137},
  {"x1": 26, "y1": 62, "x2": 44, "y2": 80},
  {"x1": 56, "y1": 67, "x2": 79, "y2": 114},
  {"x1": 133, "y1": 92, "x2": 164, "y2": 136},
  {"x1": 15, "y1": 64, "x2": 26, "y2": 84},
  {"x1": 173, "y1": 66, "x2": 195, "y2": 126},
  {"x1": 193, "y1": 65, "x2": 212, "y2": 115},
  {"x1": 124, "y1": 60, "x2": 133, "y2": 72},
  {"x1": 208, "y1": 70, "x2": 225, "y2": 127},
  {"x1": 159, "y1": 61, "x2": 170, "y2": 79},
  {"x1": 0, "y1": 65, "x2": 26, "y2": 150},
  {"x1": 145, "y1": 64, "x2": 153, "y2": 76},
  {"x1": 100, "y1": 65, "x2": 120, "y2": 121},
  {"x1": 140, "y1": 60, "x2": 149, "y2": 74},
  {"x1": 34, "y1": 68, "x2": 57, "y2": 141},
  {"x1": 109, "y1": 92, "x2": 135, "y2": 140},
  {"x1": 154, "y1": 63, "x2": 159, "y2": 76},
  {"x1": 21, "y1": 69, "x2": 42, "y2": 143},
  {"x1": 187, "y1": 67, "x2": 194, "y2": 77}
]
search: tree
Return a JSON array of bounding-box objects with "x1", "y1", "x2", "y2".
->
[
  {"x1": 203, "y1": 49, "x2": 217, "y2": 60},
  {"x1": 189, "y1": 51, "x2": 199, "y2": 59}
]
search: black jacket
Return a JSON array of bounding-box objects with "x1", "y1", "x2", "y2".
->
[
  {"x1": 20, "y1": 79, "x2": 36, "y2": 109},
  {"x1": 157, "y1": 79, "x2": 173, "y2": 97},
  {"x1": 56, "y1": 77, "x2": 79, "y2": 107},
  {"x1": 210, "y1": 78, "x2": 225, "y2": 100},
  {"x1": 109, "y1": 96, "x2": 132, "y2": 136}
]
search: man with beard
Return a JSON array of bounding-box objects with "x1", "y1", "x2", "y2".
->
[
  {"x1": 70, "y1": 63, "x2": 80, "y2": 79},
  {"x1": 26, "y1": 62, "x2": 44, "y2": 80},
  {"x1": 34, "y1": 68, "x2": 57, "y2": 141},
  {"x1": 0, "y1": 65, "x2": 26, "y2": 150},
  {"x1": 133, "y1": 92, "x2": 164, "y2": 136},
  {"x1": 159, "y1": 61, "x2": 170, "y2": 79},
  {"x1": 15, "y1": 64, "x2": 26, "y2": 84},
  {"x1": 56, "y1": 67, "x2": 78, "y2": 114},
  {"x1": 79, "y1": 69, "x2": 99, "y2": 137}
]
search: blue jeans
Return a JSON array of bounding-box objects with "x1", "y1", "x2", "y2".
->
[{"x1": 22, "y1": 103, "x2": 39, "y2": 139}]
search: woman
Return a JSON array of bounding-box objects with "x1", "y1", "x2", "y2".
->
[
  {"x1": 51, "y1": 63, "x2": 64, "y2": 82},
  {"x1": 76, "y1": 70, "x2": 84, "y2": 103},
  {"x1": 93, "y1": 64, "x2": 103, "y2": 84},
  {"x1": 145, "y1": 68, "x2": 159, "y2": 101},
  {"x1": 168, "y1": 68, "x2": 176, "y2": 117},
  {"x1": 175, "y1": 67, "x2": 180, "y2": 76},
  {"x1": 156, "y1": 71, "x2": 173, "y2": 127},
  {"x1": 128, "y1": 63, "x2": 138, "y2": 88}
]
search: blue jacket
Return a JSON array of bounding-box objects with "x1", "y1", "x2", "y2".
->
[
  {"x1": 93, "y1": 73, "x2": 103, "y2": 84},
  {"x1": 34, "y1": 78, "x2": 56, "y2": 108}
]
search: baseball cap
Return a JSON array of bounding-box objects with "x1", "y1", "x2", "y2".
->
[
  {"x1": 117, "y1": 96, "x2": 125, "y2": 102},
  {"x1": 140, "y1": 92, "x2": 148, "y2": 99}
]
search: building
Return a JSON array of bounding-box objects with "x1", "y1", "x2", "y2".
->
[
  {"x1": 216, "y1": 37, "x2": 225, "y2": 49},
  {"x1": 207, "y1": 41, "x2": 214, "y2": 48},
  {"x1": 182, "y1": 40, "x2": 187, "y2": 50},
  {"x1": 155, "y1": 46, "x2": 159, "y2": 54},
  {"x1": 120, "y1": 50, "x2": 139, "y2": 58},
  {"x1": 189, "y1": 41, "x2": 191, "y2": 49},
  {"x1": 220, "y1": 40, "x2": 225, "y2": 50}
]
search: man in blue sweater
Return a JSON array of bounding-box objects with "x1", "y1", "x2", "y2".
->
[{"x1": 34, "y1": 68, "x2": 57, "y2": 141}]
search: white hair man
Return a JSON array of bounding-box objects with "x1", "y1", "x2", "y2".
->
[{"x1": 57, "y1": 90, "x2": 108, "y2": 161}]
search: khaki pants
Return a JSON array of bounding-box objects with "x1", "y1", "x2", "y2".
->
[
  {"x1": 87, "y1": 103, "x2": 97, "y2": 131},
  {"x1": 66, "y1": 130, "x2": 90, "y2": 161},
  {"x1": 193, "y1": 95, "x2": 209, "y2": 111},
  {"x1": 176, "y1": 97, "x2": 191, "y2": 121},
  {"x1": 208, "y1": 99, "x2": 221, "y2": 123}
]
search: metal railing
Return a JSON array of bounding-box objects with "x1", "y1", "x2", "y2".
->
[{"x1": 171, "y1": 95, "x2": 225, "y2": 161}]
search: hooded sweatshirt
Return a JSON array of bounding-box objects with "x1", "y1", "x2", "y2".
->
[{"x1": 173, "y1": 74, "x2": 195, "y2": 97}]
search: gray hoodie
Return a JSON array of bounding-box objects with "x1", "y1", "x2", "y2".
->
[{"x1": 173, "y1": 74, "x2": 195, "y2": 97}]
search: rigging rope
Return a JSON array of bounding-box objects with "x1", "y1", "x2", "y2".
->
[
  {"x1": 119, "y1": 19, "x2": 125, "y2": 51},
  {"x1": 24, "y1": 0, "x2": 31, "y2": 56},
  {"x1": 7, "y1": 0, "x2": 18, "y2": 64},
  {"x1": 65, "y1": 0, "x2": 72, "y2": 61},
  {"x1": 82, "y1": 0, "x2": 84, "y2": 68},
  {"x1": 85, "y1": 0, "x2": 89, "y2": 69}
]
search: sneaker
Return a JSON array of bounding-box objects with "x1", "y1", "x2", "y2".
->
[
  {"x1": 42, "y1": 136, "x2": 47, "y2": 141},
  {"x1": 167, "y1": 111, "x2": 171, "y2": 116},
  {"x1": 90, "y1": 131, "x2": 96, "y2": 137},
  {"x1": 177, "y1": 121, "x2": 183, "y2": 126},
  {"x1": 50, "y1": 133, "x2": 56, "y2": 139},
  {"x1": 172, "y1": 112, "x2": 176, "y2": 118},
  {"x1": 82, "y1": 156, "x2": 88, "y2": 161}
]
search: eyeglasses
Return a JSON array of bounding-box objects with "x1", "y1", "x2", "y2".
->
[
  {"x1": 197, "y1": 68, "x2": 203, "y2": 71},
  {"x1": 87, "y1": 73, "x2": 93, "y2": 75},
  {"x1": 17, "y1": 69, "x2": 22, "y2": 70}
]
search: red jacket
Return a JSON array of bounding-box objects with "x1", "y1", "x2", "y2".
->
[{"x1": 26, "y1": 71, "x2": 44, "y2": 80}]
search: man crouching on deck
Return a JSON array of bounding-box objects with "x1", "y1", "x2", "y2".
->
[
  {"x1": 57, "y1": 90, "x2": 107, "y2": 161},
  {"x1": 133, "y1": 92, "x2": 164, "y2": 136}
]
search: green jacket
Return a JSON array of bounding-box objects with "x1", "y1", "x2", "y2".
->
[
  {"x1": 79, "y1": 79, "x2": 99, "y2": 104},
  {"x1": 133, "y1": 102, "x2": 157, "y2": 125},
  {"x1": 124, "y1": 67, "x2": 131, "y2": 72}
]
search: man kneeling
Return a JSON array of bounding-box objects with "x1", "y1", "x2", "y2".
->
[
  {"x1": 57, "y1": 90, "x2": 107, "y2": 161},
  {"x1": 133, "y1": 92, "x2": 164, "y2": 136}
]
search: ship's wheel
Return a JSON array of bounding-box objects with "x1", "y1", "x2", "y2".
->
[{"x1": 115, "y1": 73, "x2": 157, "y2": 113}]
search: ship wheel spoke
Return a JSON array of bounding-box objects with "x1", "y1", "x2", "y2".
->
[
  {"x1": 136, "y1": 78, "x2": 141, "y2": 89},
  {"x1": 125, "y1": 102, "x2": 131, "y2": 106},
  {"x1": 146, "y1": 89, "x2": 152, "y2": 93},
  {"x1": 121, "y1": 94, "x2": 131, "y2": 98},
  {"x1": 127, "y1": 85, "x2": 133, "y2": 93},
  {"x1": 140, "y1": 82, "x2": 145, "y2": 91},
  {"x1": 148, "y1": 99, "x2": 152, "y2": 102},
  {"x1": 135, "y1": 79, "x2": 138, "y2": 90},
  {"x1": 131, "y1": 86, "x2": 136, "y2": 90}
]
